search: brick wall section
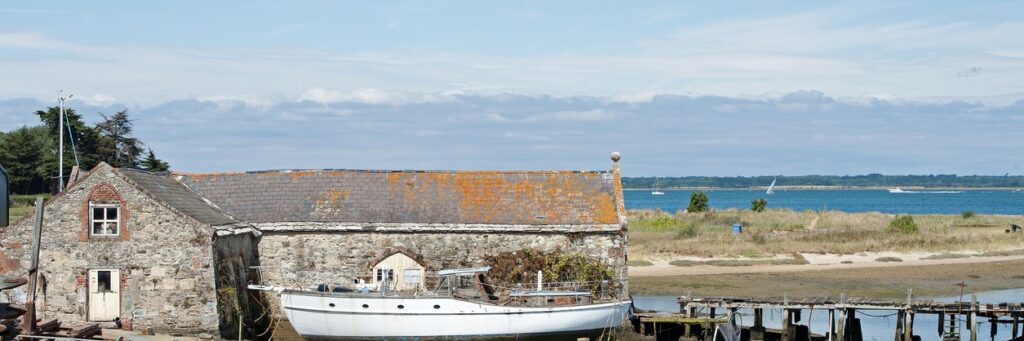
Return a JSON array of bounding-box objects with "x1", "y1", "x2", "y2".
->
[
  {"x1": 0, "y1": 164, "x2": 221, "y2": 336},
  {"x1": 78, "y1": 182, "x2": 131, "y2": 241}
]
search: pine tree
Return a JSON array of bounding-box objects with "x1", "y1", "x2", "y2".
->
[
  {"x1": 141, "y1": 149, "x2": 170, "y2": 172},
  {"x1": 96, "y1": 110, "x2": 143, "y2": 168},
  {"x1": 0, "y1": 126, "x2": 50, "y2": 193}
]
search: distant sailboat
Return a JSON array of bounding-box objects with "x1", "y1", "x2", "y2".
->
[
  {"x1": 651, "y1": 179, "x2": 665, "y2": 196},
  {"x1": 766, "y1": 177, "x2": 777, "y2": 195}
]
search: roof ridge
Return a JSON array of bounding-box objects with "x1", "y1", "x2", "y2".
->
[{"x1": 172, "y1": 169, "x2": 610, "y2": 177}]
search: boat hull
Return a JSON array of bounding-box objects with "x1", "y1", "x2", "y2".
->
[{"x1": 279, "y1": 290, "x2": 631, "y2": 339}]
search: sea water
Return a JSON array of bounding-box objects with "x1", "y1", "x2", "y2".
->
[
  {"x1": 634, "y1": 289, "x2": 1024, "y2": 341},
  {"x1": 625, "y1": 189, "x2": 1024, "y2": 215}
]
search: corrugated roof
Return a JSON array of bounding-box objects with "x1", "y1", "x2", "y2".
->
[
  {"x1": 118, "y1": 169, "x2": 238, "y2": 226},
  {"x1": 175, "y1": 169, "x2": 621, "y2": 225}
]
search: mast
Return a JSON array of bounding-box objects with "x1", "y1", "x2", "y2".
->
[{"x1": 57, "y1": 91, "x2": 72, "y2": 192}]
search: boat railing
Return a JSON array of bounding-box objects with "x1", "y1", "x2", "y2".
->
[{"x1": 247, "y1": 265, "x2": 624, "y2": 301}]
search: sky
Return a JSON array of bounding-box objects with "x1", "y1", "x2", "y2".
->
[{"x1": 1, "y1": 1, "x2": 1022, "y2": 176}]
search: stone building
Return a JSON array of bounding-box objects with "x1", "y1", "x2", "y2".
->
[
  {"x1": 0, "y1": 163, "x2": 261, "y2": 338},
  {"x1": 0, "y1": 155, "x2": 629, "y2": 339}
]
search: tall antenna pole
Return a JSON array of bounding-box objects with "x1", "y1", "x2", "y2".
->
[{"x1": 57, "y1": 91, "x2": 72, "y2": 192}]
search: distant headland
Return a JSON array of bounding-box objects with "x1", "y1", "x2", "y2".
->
[{"x1": 622, "y1": 174, "x2": 1024, "y2": 189}]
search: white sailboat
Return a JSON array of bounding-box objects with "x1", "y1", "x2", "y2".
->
[
  {"x1": 250, "y1": 267, "x2": 632, "y2": 339},
  {"x1": 651, "y1": 178, "x2": 665, "y2": 196},
  {"x1": 766, "y1": 177, "x2": 777, "y2": 195}
]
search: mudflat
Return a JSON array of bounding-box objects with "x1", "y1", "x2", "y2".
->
[{"x1": 630, "y1": 260, "x2": 1024, "y2": 298}]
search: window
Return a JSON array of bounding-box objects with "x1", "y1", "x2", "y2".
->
[
  {"x1": 403, "y1": 269, "x2": 421, "y2": 285},
  {"x1": 96, "y1": 270, "x2": 113, "y2": 292},
  {"x1": 375, "y1": 269, "x2": 394, "y2": 282},
  {"x1": 90, "y1": 202, "x2": 120, "y2": 237}
]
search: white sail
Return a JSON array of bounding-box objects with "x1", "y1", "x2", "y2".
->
[
  {"x1": 651, "y1": 178, "x2": 664, "y2": 195},
  {"x1": 766, "y1": 177, "x2": 776, "y2": 194}
]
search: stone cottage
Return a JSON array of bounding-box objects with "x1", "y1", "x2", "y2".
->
[
  {"x1": 0, "y1": 154, "x2": 629, "y2": 338},
  {"x1": 0, "y1": 163, "x2": 262, "y2": 338}
]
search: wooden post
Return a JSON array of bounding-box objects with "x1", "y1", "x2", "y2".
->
[
  {"x1": 829, "y1": 309, "x2": 836, "y2": 341},
  {"x1": 969, "y1": 312, "x2": 977, "y2": 341},
  {"x1": 22, "y1": 198, "x2": 44, "y2": 334},
  {"x1": 751, "y1": 308, "x2": 766, "y2": 341},
  {"x1": 710, "y1": 307, "x2": 716, "y2": 319},
  {"x1": 904, "y1": 310, "x2": 913, "y2": 341},
  {"x1": 837, "y1": 309, "x2": 847, "y2": 341},
  {"x1": 970, "y1": 295, "x2": 977, "y2": 341},
  {"x1": 783, "y1": 309, "x2": 794, "y2": 341},
  {"x1": 895, "y1": 310, "x2": 905, "y2": 341},
  {"x1": 1012, "y1": 314, "x2": 1019, "y2": 339}
]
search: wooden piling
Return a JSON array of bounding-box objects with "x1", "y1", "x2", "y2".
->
[
  {"x1": 970, "y1": 294, "x2": 977, "y2": 341},
  {"x1": 1013, "y1": 314, "x2": 1019, "y2": 339},
  {"x1": 751, "y1": 308, "x2": 766, "y2": 341},
  {"x1": 895, "y1": 310, "x2": 905, "y2": 341},
  {"x1": 782, "y1": 309, "x2": 794, "y2": 341},
  {"x1": 829, "y1": 309, "x2": 836, "y2": 341}
]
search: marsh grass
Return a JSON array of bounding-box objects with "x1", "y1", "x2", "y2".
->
[
  {"x1": 876, "y1": 257, "x2": 903, "y2": 262},
  {"x1": 921, "y1": 253, "x2": 971, "y2": 260},
  {"x1": 627, "y1": 260, "x2": 654, "y2": 267},
  {"x1": 668, "y1": 254, "x2": 808, "y2": 267},
  {"x1": 629, "y1": 209, "x2": 1024, "y2": 258}
]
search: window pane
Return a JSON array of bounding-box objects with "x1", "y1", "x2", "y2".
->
[
  {"x1": 93, "y1": 207, "x2": 103, "y2": 220},
  {"x1": 108, "y1": 222, "x2": 119, "y2": 235},
  {"x1": 93, "y1": 222, "x2": 104, "y2": 235},
  {"x1": 376, "y1": 269, "x2": 382, "y2": 281},
  {"x1": 404, "y1": 270, "x2": 421, "y2": 284},
  {"x1": 97, "y1": 271, "x2": 112, "y2": 292},
  {"x1": 107, "y1": 207, "x2": 118, "y2": 220}
]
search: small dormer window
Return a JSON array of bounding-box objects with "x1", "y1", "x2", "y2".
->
[{"x1": 90, "y1": 202, "x2": 120, "y2": 237}]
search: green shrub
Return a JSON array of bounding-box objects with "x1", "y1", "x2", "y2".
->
[
  {"x1": 751, "y1": 198, "x2": 767, "y2": 212},
  {"x1": 673, "y1": 224, "x2": 700, "y2": 239},
  {"x1": 961, "y1": 210, "x2": 976, "y2": 219},
  {"x1": 875, "y1": 256, "x2": 903, "y2": 262},
  {"x1": 887, "y1": 215, "x2": 919, "y2": 233},
  {"x1": 687, "y1": 191, "x2": 709, "y2": 213}
]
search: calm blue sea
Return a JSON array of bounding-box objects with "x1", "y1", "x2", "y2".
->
[{"x1": 625, "y1": 189, "x2": 1024, "y2": 215}]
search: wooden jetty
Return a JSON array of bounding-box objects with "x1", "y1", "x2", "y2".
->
[{"x1": 635, "y1": 290, "x2": 1024, "y2": 341}]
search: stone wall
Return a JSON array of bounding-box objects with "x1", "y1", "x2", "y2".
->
[
  {"x1": 254, "y1": 230, "x2": 627, "y2": 315},
  {"x1": 0, "y1": 165, "x2": 221, "y2": 336}
]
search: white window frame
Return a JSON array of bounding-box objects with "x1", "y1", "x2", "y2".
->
[
  {"x1": 89, "y1": 202, "x2": 120, "y2": 237},
  {"x1": 375, "y1": 268, "x2": 394, "y2": 282}
]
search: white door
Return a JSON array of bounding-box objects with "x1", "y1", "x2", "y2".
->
[{"x1": 88, "y1": 269, "x2": 120, "y2": 321}]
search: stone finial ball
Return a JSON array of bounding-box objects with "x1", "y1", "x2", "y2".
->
[{"x1": 610, "y1": 152, "x2": 621, "y2": 162}]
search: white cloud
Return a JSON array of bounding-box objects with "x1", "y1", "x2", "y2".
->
[
  {"x1": 297, "y1": 87, "x2": 454, "y2": 105},
  {"x1": 77, "y1": 93, "x2": 119, "y2": 106},
  {"x1": 549, "y1": 109, "x2": 617, "y2": 121}
]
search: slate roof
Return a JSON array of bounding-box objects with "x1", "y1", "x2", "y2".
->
[
  {"x1": 174, "y1": 169, "x2": 622, "y2": 225},
  {"x1": 118, "y1": 169, "x2": 239, "y2": 226}
]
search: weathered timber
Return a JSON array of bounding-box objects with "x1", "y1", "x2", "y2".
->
[{"x1": 69, "y1": 323, "x2": 101, "y2": 338}]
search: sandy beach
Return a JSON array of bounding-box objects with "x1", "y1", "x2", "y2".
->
[{"x1": 630, "y1": 255, "x2": 1024, "y2": 298}]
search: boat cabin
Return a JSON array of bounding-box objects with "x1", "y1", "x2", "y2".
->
[{"x1": 371, "y1": 252, "x2": 426, "y2": 292}]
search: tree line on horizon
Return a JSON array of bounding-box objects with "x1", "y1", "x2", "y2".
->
[
  {"x1": 0, "y1": 106, "x2": 170, "y2": 194},
  {"x1": 624, "y1": 174, "x2": 1024, "y2": 189}
]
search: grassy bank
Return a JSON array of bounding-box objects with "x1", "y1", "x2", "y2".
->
[
  {"x1": 628, "y1": 209, "x2": 1024, "y2": 259},
  {"x1": 8, "y1": 193, "x2": 50, "y2": 223}
]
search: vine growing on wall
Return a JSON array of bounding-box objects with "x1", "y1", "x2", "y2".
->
[{"x1": 483, "y1": 249, "x2": 616, "y2": 293}]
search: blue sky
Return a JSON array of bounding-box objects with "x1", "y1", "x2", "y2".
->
[{"x1": 1, "y1": 1, "x2": 1023, "y2": 175}]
